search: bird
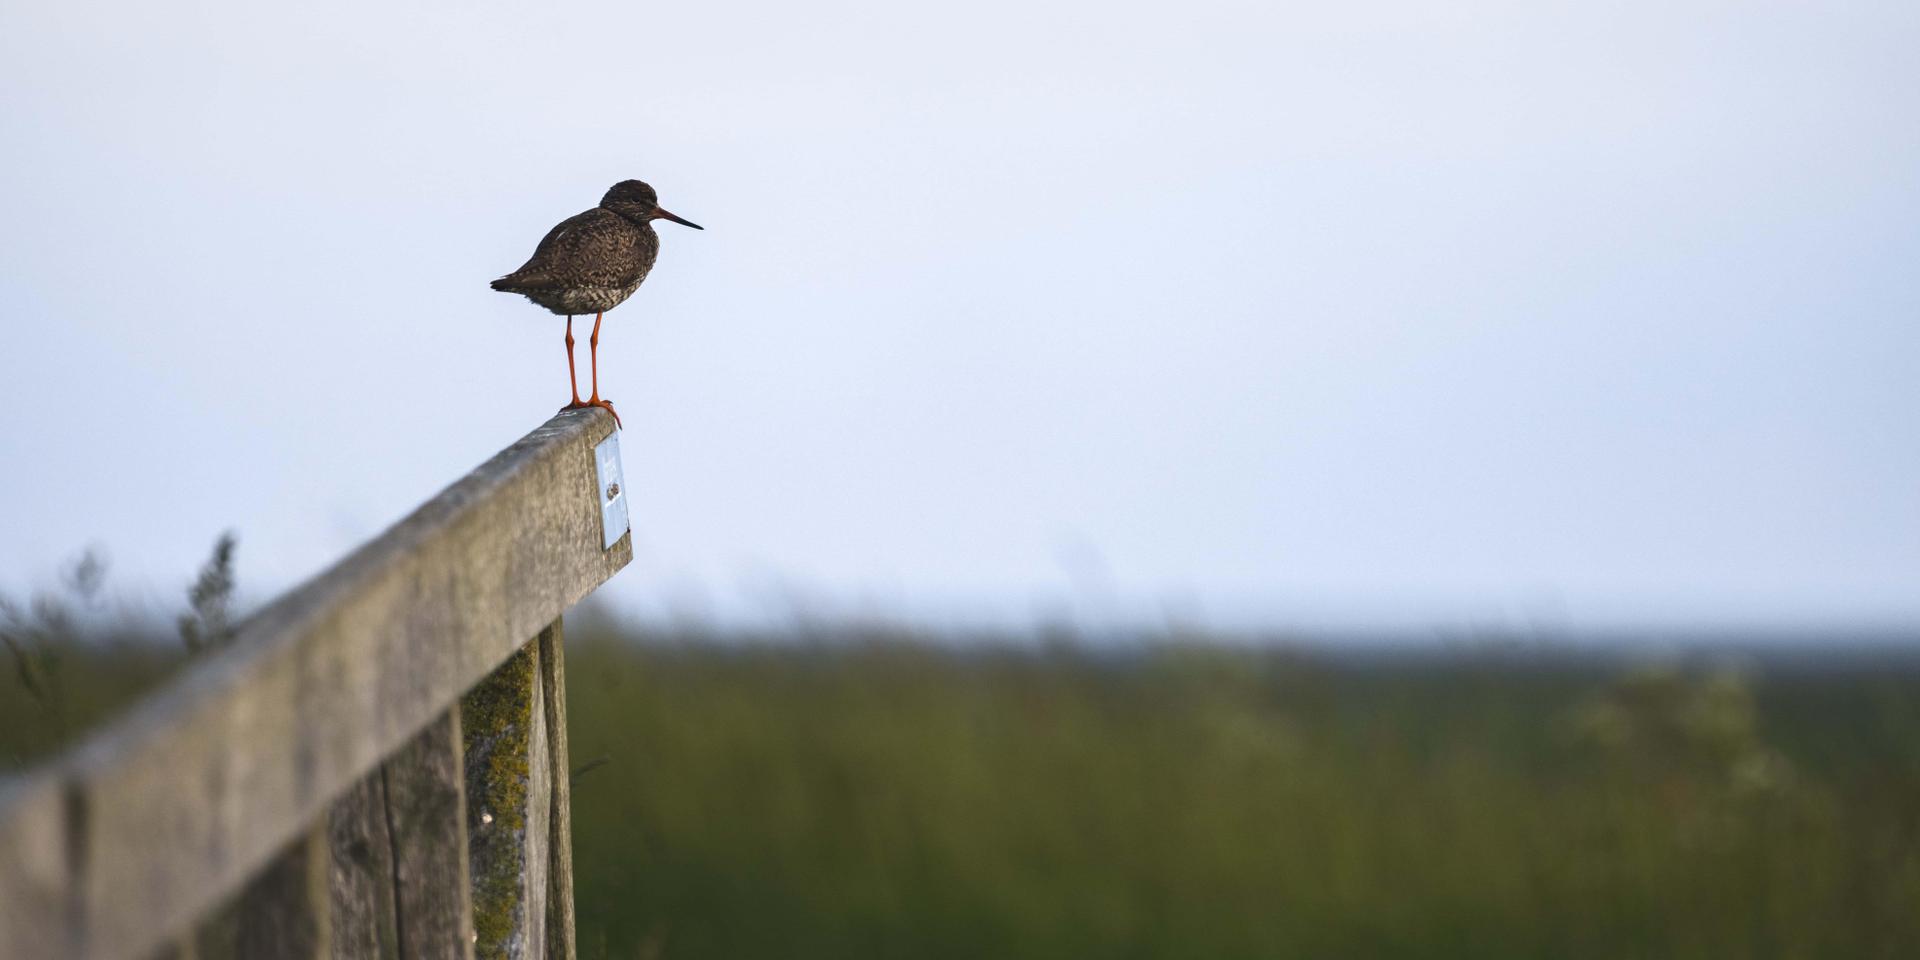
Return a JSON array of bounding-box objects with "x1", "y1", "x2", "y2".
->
[{"x1": 491, "y1": 179, "x2": 703, "y2": 427}]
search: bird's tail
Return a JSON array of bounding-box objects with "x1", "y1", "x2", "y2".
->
[{"x1": 491, "y1": 271, "x2": 550, "y2": 293}]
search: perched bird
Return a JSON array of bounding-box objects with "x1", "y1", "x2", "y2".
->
[{"x1": 491, "y1": 179, "x2": 703, "y2": 426}]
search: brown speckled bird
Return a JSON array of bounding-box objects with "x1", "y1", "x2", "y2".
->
[{"x1": 491, "y1": 179, "x2": 702, "y2": 426}]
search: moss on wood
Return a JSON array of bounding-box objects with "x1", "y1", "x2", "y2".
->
[{"x1": 463, "y1": 644, "x2": 538, "y2": 957}]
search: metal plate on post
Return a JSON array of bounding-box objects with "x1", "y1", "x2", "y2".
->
[{"x1": 594, "y1": 431, "x2": 629, "y2": 549}]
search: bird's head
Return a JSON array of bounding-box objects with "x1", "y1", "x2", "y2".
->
[{"x1": 601, "y1": 180, "x2": 703, "y2": 230}]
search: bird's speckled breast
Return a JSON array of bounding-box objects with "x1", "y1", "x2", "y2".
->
[{"x1": 546, "y1": 279, "x2": 645, "y2": 316}]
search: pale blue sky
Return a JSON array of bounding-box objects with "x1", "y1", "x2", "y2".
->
[{"x1": 1, "y1": 0, "x2": 1915, "y2": 632}]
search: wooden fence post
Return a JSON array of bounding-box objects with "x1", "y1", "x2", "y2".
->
[
  {"x1": 326, "y1": 768, "x2": 400, "y2": 959},
  {"x1": 235, "y1": 825, "x2": 331, "y2": 959},
  {"x1": 538, "y1": 622, "x2": 577, "y2": 960},
  {"x1": 0, "y1": 409, "x2": 625, "y2": 960},
  {"x1": 382, "y1": 711, "x2": 476, "y2": 960},
  {"x1": 0, "y1": 778, "x2": 73, "y2": 959},
  {"x1": 463, "y1": 629, "x2": 555, "y2": 959}
]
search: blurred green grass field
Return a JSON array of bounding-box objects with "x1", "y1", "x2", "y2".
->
[
  {"x1": 560, "y1": 629, "x2": 1920, "y2": 959},
  {"x1": 8, "y1": 626, "x2": 1920, "y2": 958}
]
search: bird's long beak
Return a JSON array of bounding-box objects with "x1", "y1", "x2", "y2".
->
[{"x1": 654, "y1": 206, "x2": 703, "y2": 230}]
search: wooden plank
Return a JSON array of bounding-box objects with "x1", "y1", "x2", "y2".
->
[
  {"x1": 463, "y1": 641, "x2": 552, "y2": 959},
  {"x1": 327, "y1": 769, "x2": 398, "y2": 960},
  {"x1": 236, "y1": 825, "x2": 331, "y2": 959},
  {"x1": 0, "y1": 408, "x2": 626, "y2": 960},
  {"x1": 151, "y1": 934, "x2": 200, "y2": 960},
  {"x1": 0, "y1": 777, "x2": 76, "y2": 960},
  {"x1": 384, "y1": 711, "x2": 475, "y2": 960},
  {"x1": 538, "y1": 622, "x2": 578, "y2": 960}
]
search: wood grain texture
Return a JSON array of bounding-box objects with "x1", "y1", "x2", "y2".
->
[
  {"x1": 0, "y1": 777, "x2": 76, "y2": 960},
  {"x1": 463, "y1": 642, "x2": 552, "y2": 959},
  {"x1": 384, "y1": 711, "x2": 476, "y2": 960},
  {"x1": 327, "y1": 767, "x2": 399, "y2": 960},
  {"x1": 150, "y1": 934, "x2": 200, "y2": 960},
  {"x1": 0, "y1": 408, "x2": 627, "y2": 960},
  {"x1": 236, "y1": 825, "x2": 331, "y2": 960},
  {"x1": 538, "y1": 622, "x2": 578, "y2": 960}
]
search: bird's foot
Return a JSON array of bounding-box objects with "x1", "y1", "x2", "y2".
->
[{"x1": 560, "y1": 397, "x2": 622, "y2": 429}]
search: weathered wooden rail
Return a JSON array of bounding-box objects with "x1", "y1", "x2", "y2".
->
[{"x1": 0, "y1": 409, "x2": 630, "y2": 960}]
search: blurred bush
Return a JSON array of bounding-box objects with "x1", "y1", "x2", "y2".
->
[{"x1": 0, "y1": 549, "x2": 182, "y2": 766}]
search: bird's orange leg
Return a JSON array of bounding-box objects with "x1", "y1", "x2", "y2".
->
[
  {"x1": 585, "y1": 312, "x2": 621, "y2": 427},
  {"x1": 562, "y1": 315, "x2": 585, "y2": 408}
]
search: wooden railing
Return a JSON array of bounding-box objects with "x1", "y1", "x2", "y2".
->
[{"x1": 0, "y1": 409, "x2": 630, "y2": 960}]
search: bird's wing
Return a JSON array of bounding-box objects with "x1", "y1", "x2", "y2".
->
[{"x1": 493, "y1": 209, "x2": 642, "y2": 290}]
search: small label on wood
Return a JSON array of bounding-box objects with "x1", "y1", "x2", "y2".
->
[{"x1": 594, "y1": 431, "x2": 629, "y2": 550}]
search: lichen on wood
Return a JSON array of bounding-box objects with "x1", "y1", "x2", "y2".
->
[{"x1": 462, "y1": 639, "x2": 551, "y2": 958}]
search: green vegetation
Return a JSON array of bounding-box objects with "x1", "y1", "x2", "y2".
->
[
  {"x1": 562, "y1": 632, "x2": 1920, "y2": 959},
  {"x1": 8, "y1": 605, "x2": 1920, "y2": 957},
  {"x1": 0, "y1": 549, "x2": 184, "y2": 766}
]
